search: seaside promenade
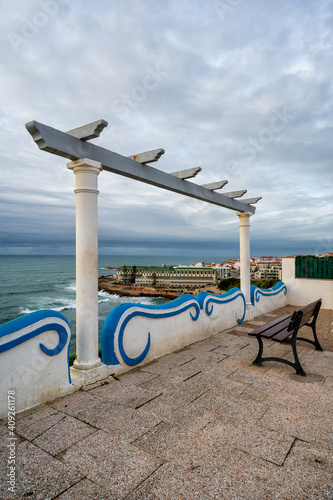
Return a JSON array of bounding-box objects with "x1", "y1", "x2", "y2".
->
[{"x1": 1, "y1": 305, "x2": 332, "y2": 499}]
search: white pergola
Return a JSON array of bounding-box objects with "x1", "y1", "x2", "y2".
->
[{"x1": 26, "y1": 119, "x2": 261, "y2": 376}]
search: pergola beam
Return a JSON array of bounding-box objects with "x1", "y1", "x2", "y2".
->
[
  {"x1": 66, "y1": 119, "x2": 108, "y2": 141},
  {"x1": 170, "y1": 167, "x2": 202, "y2": 180},
  {"x1": 200, "y1": 180, "x2": 228, "y2": 190},
  {"x1": 128, "y1": 148, "x2": 165, "y2": 164},
  {"x1": 241, "y1": 197, "x2": 262, "y2": 204},
  {"x1": 223, "y1": 190, "x2": 247, "y2": 198},
  {"x1": 25, "y1": 120, "x2": 257, "y2": 214}
]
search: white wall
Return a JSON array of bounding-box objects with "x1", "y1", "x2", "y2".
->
[
  {"x1": 282, "y1": 257, "x2": 333, "y2": 309},
  {"x1": 251, "y1": 282, "x2": 288, "y2": 316},
  {"x1": 101, "y1": 290, "x2": 247, "y2": 374},
  {"x1": 0, "y1": 282, "x2": 293, "y2": 416},
  {"x1": 0, "y1": 311, "x2": 76, "y2": 419}
]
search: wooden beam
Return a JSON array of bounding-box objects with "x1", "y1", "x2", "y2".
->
[{"x1": 25, "y1": 121, "x2": 257, "y2": 214}]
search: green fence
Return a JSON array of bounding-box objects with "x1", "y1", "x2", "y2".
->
[{"x1": 295, "y1": 256, "x2": 333, "y2": 279}]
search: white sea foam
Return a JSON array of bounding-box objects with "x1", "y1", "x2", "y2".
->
[
  {"x1": 52, "y1": 299, "x2": 77, "y2": 312},
  {"x1": 65, "y1": 284, "x2": 76, "y2": 292},
  {"x1": 19, "y1": 297, "x2": 77, "y2": 316}
]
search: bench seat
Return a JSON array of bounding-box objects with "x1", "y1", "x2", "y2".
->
[{"x1": 249, "y1": 299, "x2": 323, "y2": 376}]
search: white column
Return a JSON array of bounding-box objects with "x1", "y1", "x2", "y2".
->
[
  {"x1": 237, "y1": 211, "x2": 254, "y2": 317},
  {"x1": 67, "y1": 158, "x2": 103, "y2": 370}
]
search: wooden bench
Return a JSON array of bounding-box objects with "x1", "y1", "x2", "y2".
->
[{"x1": 248, "y1": 299, "x2": 323, "y2": 376}]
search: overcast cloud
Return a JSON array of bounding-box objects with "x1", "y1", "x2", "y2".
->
[{"x1": 0, "y1": 0, "x2": 332, "y2": 257}]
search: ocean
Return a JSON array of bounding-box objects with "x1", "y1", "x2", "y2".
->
[{"x1": 0, "y1": 254, "x2": 228, "y2": 354}]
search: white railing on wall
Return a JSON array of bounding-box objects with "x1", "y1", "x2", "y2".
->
[
  {"x1": 0, "y1": 310, "x2": 74, "y2": 418},
  {"x1": 0, "y1": 283, "x2": 289, "y2": 417},
  {"x1": 101, "y1": 288, "x2": 246, "y2": 372}
]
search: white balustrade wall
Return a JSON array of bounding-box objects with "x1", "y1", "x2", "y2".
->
[
  {"x1": 0, "y1": 283, "x2": 289, "y2": 417},
  {"x1": 0, "y1": 311, "x2": 75, "y2": 419}
]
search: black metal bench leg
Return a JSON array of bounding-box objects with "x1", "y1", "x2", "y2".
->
[
  {"x1": 311, "y1": 324, "x2": 323, "y2": 351},
  {"x1": 253, "y1": 336, "x2": 263, "y2": 366},
  {"x1": 290, "y1": 337, "x2": 306, "y2": 376}
]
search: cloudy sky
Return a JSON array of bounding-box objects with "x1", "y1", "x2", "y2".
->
[{"x1": 0, "y1": 0, "x2": 332, "y2": 258}]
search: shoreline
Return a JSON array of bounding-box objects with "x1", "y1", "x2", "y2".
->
[{"x1": 98, "y1": 276, "x2": 221, "y2": 300}]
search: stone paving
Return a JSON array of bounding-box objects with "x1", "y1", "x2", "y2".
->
[{"x1": 1, "y1": 306, "x2": 332, "y2": 499}]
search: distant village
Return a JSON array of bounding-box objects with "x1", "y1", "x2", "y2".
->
[
  {"x1": 114, "y1": 253, "x2": 333, "y2": 289},
  {"x1": 98, "y1": 253, "x2": 332, "y2": 297},
  {"x1": 115, "y1": 255, "x2": 283, "y2": 289}
]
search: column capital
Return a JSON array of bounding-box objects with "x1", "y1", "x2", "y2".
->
[
  {"x1": 236, "y1": 211, "x2": 253, "y2": 218},
  {"x1": 67, "y1": 158, "x2": 103, "y2": 175},
  {"x1": 236, "y1": 211, "x2": 253, "y2": 226}
]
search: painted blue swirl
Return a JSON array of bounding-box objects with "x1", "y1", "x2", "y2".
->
[
  {"x1": 0, "y1": 310, "x2": 71, "y2": 383},
  {"x1": 101, "y1": 294, "x2": 201, "y2": 366},
  {"x1": 250, "y1": 281, "x2": 287, "y2": 305},
  {"x1": 197, "y1": 288, "x2": 246, "y2": 324}
]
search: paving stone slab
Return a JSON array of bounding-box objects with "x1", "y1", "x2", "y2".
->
[
  {"x1": 89, "y1": 381, "x2": 162, "y2": 409},
  {"x1": 15, "y1": 411, "x2": 66, "y2": 441},
  {"x1": 75, "y1": 401, "x2": 162, "y2": 442},
  {"x1": 275, "y1": 379, "x2": 333, "y2": 411},
  {"x1": 201, "y1": 419, "x2": 295, "y2": 466},
  {"x1": 139, "y1": 391, "x2": 220, "y2": 430},
  {"x1": 0, "y1": 440, "x2": 83, "y2": 499},
  {"x1": 208, "y1": 335, "x2": 251, "y2": 356},
  {"x1": 127, "y1": 452, "x2": 280, "y2": 500},
  {"x1": 48, "y1": 389, "x2": 106, "y2": 418},
  {"x1": 232, "y1": 325, "x2": 256, "y2": 334},
  {"x1": 32, "y1": 415, "x2": 97, "y2": 456},
  {"x1": 80, "y1": 374, "x2": 117, "y2": 392},
  {"x1": 281, "y1": 439, "x2": 333, "y2": 499},
  {"x1": 133, "y1": 417, "x2": 235, "y2": 468},
  {"x1": 259, "y1": 404, "x2": 333, "y2": 450},
  {"x1": 188, "y1": 335, "x2": 223, "y2": 351},
  {"x1": 116, "y1": 369, "x2": 159, "y2": 386},
  {"x1": 141, "y1": 370, "x2": 213, "y2": 404},
  {"x1": 238, "y1": 376, "x2": 288, "y2": 403},
  {"x1": 182, "y1": 349, "x2": 228, "y2": 371},
  {"x1": 0, "y1": 422, "x2": 8, "y2": 436},
  {"x1": 193, "y1": 390, "x2": 269, "y2": 425},
  {"x1": 56, "y1": 478, "x2": 115, "y2": 499},
  {"x1": 227, "y1": 365, "x2": 274, "y2": 384},
  {"x1": 61, "y1": 430, "x2": 163, "y2": 498},
  {"x1": 139, "y1": 352, "x2": 188, "y2": 375},
  {"x1": 6, "y1": 403, "x2": 59, "y2": 429}
]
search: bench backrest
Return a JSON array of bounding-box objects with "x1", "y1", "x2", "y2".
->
[{"x1": 288, "y1": 299, "x2": 322, "y2": 332}]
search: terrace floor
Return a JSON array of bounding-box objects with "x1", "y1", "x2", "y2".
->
[{"x1": 1, "y1": 306, "x2": 333, "y2": 499}]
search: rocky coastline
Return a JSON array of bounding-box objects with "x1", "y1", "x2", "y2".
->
[{"x1": 98, "y1": 276, "x2": 181, "y2": 300}]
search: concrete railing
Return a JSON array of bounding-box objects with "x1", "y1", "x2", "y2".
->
[
  {"x1": 0, "y1": 283, "x2": 289, "y2": 416},
  {"x1": 282, "y1": 257, "x2": 332, "y2": 309},
  {"x1": 0, "y1": 310, "x2": 74, "y2": 419},
  {"x1": 251, "y1": 281, "x2": 288, "y2": 316},
  {"x1": 101, "y1": 289, "x2": 246, "y2": 374}
]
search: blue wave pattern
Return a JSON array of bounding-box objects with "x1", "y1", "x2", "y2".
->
[
  {"x1": 197, "y1": 288, "x2": 246, "y2": 323},
  {"x1": 0, "y1": 310, "x2": 71, "y2": 383},
  {"x1": 101, "y1": 289, "x2": 245, "y2": 367},
  {"x1": 250, "y1": 281, "x2": 287, "y2": 306}
]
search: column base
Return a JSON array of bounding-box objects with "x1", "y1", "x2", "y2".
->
[
  {"x1": 245, "y1": 303, "x2": 255, "y2": 321},
  {"x1": 70, "y1": 362, "x2": 109, "y2": 386},
  {"x1": 73, "y1": 357, "x2": 101, "y2": 370}
]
